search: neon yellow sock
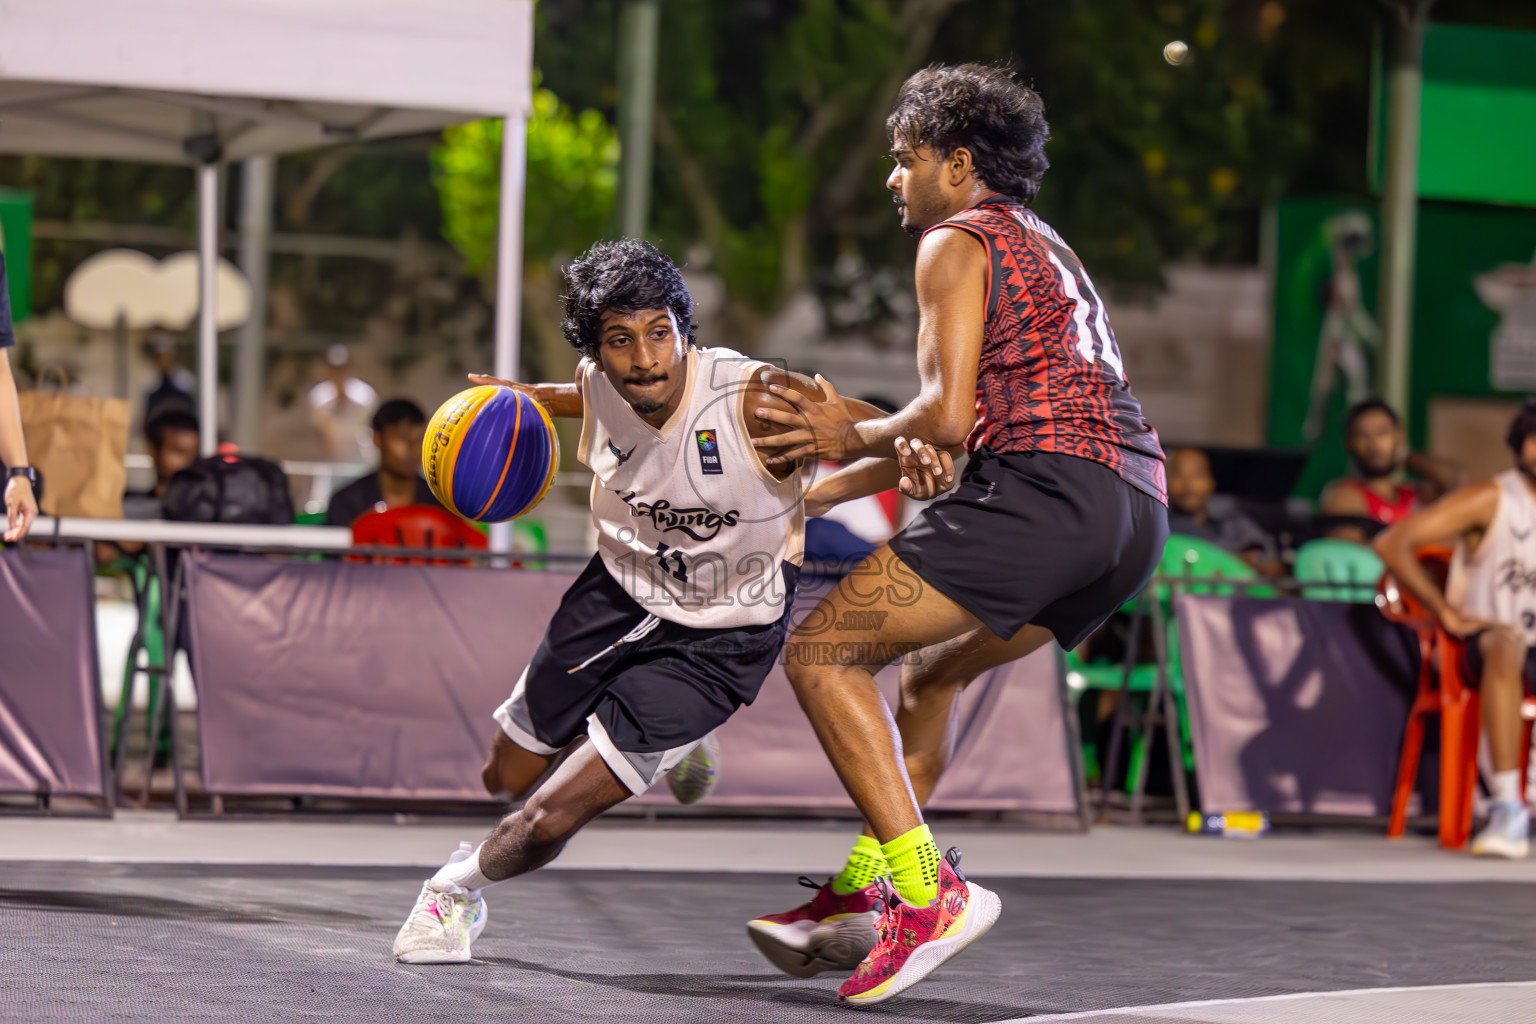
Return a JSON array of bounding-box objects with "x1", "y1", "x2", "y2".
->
[
  {"x1": 831, "y1": 834, "x2": 888, "y2": 895},
  {"x1": 881, "y1": 824, "x2": 940, "y2": 906}
]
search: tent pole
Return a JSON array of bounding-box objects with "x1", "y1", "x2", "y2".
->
[
  {"x1": 489, "y1": 105, "x2": 530, "y2": 556},
  {"x1": 234, "y1": 154, "x2": 274, "y2": 454},
  {"x1": 197, "y1": 158, "x2": 220, "y2": 456}
]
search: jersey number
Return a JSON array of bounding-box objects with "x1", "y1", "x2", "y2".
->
[
  {"x1": 655, "y1": 542, "x2": 688, "y2": 583},
  {"x1": 1043, "y1": 242, "x2": 1125, "y2": 379}
]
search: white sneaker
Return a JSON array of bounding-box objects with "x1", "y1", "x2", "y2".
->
[
  {"x1": 667, "y1": 731, "x2": 721, "y2": 805},
  {"x1": 393, "y1": 882, "x2": 487, "y2": 964},
  {"x1": 1471, "y1": 801, "x2": 1531, "y2": 860}
]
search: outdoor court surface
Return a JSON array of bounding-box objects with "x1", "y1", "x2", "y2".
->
[{"x1": 2, "y1": 818, "x2": 1534, "y2": 1022}]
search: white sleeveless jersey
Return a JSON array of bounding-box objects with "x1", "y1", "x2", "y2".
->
[
  {"x1": 1448, "y1": 469, "x2": 1536, "y2": 645},
  {"x1": 577, "y1": 346, "x2": 804, "y2": 628}
]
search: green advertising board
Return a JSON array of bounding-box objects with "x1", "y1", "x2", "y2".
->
[
  {"x1": 1372, "y1": 23, "x2": 1536, "y2": 209},
  {"x1": 0, "y1": 188, "x2": 33, "y2": 324},
  {"x1": 1269, "y1": 196, "x2": 1536, "y2": 498}
]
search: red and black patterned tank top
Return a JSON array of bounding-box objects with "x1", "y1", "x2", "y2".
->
[
  {"x1": 1339, "y1": 479, "x2": 1418, "y2": 526},
  {"x1": 925, "y1": 196, "x2": 1167, "y2": 504}
]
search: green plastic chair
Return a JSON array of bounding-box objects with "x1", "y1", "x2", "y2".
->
[
  {"x1": 1069, "y1": 618, "x2": 1194, "y2": 787},
  {"x1": 1156, "y1": 533, "x2": 1268, "y2": 598},
  {"x1": 1294, "y1": 538, "x2": 1383, "y2": 603},
  {"x1": 105, "y1": 557, "x2": 169, "y2": 769},
  {"x1": 1091, "y1": 533, "x2": 1260, "y2": 809}
]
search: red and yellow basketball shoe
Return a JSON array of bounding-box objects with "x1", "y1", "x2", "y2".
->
[
  {"x1": 836, "y1": 849, "x2": 1001, "y2": 1006},
  {"x1": 746, "y1": 876, "x2": 881, "y2": 978}
]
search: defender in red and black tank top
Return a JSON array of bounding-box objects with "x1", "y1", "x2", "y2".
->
[{"x1": 925, "y1": 196, "x2": 1167, "y2": 504}]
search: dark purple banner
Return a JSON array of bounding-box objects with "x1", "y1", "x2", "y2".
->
[
  {"x1": 185, "y1": 554, "x2": 1082, "y2": 814},
  {"x1": 1177, "y1": 593, "x2": 1419, "y2": 817},
  {"x1": 0, "y1": 547, "x2": 106, "y2": 799}
]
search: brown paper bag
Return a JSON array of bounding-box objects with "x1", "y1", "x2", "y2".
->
[{"x1": 17, "y1": 369, "x2": 131, "y2": 518}]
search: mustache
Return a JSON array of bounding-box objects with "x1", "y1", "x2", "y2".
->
[{"x1": 891, "y1": 195, "x2": 906, "y2": 208}]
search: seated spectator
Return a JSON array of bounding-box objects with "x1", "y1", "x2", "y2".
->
[
  {"x1": 1319, "y1": 398, "x2": 1459, "y2": 542},
  {"x1": 1166, "y1": 447, "x2": 1284, "y2": 577},
  {"x1": 1374, "y1": 399, "x2": 1536, "y2": 859},
  {"x1": 123, "y1": 409, "x2": 200, "y2": 520},
  {"x1": 324, "y1": 399, "x2": 444, "y2": 527}
]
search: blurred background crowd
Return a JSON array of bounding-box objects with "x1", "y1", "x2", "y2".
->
[{"x1": 4, "y1": 1, "x2": 1534, "y2": 566}]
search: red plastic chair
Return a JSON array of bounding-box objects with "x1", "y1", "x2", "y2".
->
[
  {"x1": 1381, "y1": 547, "x2": 1536, "y2": 849},
  {"x1": 350, "y1": 504, "x2": 487, "y2": 565}
]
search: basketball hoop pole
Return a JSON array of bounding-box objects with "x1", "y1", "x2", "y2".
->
[{"x1": 1377, "y1": 0, "x2": 1433, "y2": 430}]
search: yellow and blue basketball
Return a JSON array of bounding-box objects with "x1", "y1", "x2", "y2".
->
[{"x1": 421, "y1": 386, "x2": 560, "y2": 523}]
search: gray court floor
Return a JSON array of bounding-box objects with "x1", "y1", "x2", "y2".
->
[{"x1": 3, "y1": 861, "x2": 1535, "y2": 1023}]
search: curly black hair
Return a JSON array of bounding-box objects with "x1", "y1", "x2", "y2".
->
[
  {"x1": 886, "y1": 63, "x2": 1050, "y2": 203},
  {"x1": 371, "y1": 398, "x2": 426, "y2": 434},
  {"x1": 1344, "y1": 398, "x2": 1400, "y2": 433},
  {"x1": 561, "y1": 239, "x2": 697, "y2": 357},
  {"x1": 145, "y1": 407, "x2": 199, "y2": 448},
  {"x1": 1507, "y1": 397, "x2": 1536, "y2": 454}
]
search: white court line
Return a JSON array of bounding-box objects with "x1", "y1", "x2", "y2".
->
[{"x1": 986, "y1": 979, "x2": 1536, "y2": 1022}]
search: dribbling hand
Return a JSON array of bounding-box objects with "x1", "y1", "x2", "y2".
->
[
  {"x1": 468, "y1": 374, "x2": 545, "y2": 405},
  {"x1": 895, "y1": 437, "x2": 955, "y2": 500}
]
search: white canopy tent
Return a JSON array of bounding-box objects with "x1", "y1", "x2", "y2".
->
[{"x1": 0, "y1": 0, "x2": 533, "y2": 548}]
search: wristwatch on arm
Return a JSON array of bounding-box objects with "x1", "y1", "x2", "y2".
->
[{"x1": 6, "y1": 465, "x2": 39, "y2": 501}]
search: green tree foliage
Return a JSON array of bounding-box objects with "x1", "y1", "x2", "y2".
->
[
  {"x1": 645, "y1": 0, "x2": 963, "y2": 314},
  {"x1": 973, "y1": 0, "x2": 1329, "y2": 285},
  {"x1": 432, "y1": 85, "x2": 619, "y2": 276}
]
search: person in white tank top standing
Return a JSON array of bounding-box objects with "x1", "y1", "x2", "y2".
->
[
  {"x1": 391, "y1": 239, "x2": 900, "y2": 964},
  {"x1": 1376, "y1": 399, "x2": 1536, "y2": 859}
]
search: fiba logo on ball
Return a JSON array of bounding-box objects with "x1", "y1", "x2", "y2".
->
[{"x1": 421, "y1": 386, "x2": 561, "y2": 523}]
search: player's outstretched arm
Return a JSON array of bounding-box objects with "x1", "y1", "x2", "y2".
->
[
  {"x1": 467, "y1": 366, "x2": 585, "y2": 418},
  {"x1": 751, "y1": 228, "x2": 985, "y2": 465},
  {"x1": 801, "y1": 439, "x2": 958, "y2": 517},
  {"x1": 1373, "y1": 481, "x2": 1500, "y2": 637},
  {"x1": 803, "y1": 458, "x2": 900, "y2": 518}
]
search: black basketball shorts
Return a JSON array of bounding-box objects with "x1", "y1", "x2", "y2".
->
[
  {"x1": 887, "y1": 449, "x2": 1168, "y2": 647},
  {"x1": 494, "y1": 554, "x2": 795, "y2": 795}
]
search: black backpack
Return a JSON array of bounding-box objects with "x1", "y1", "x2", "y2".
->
[{"x1": 162, "y1": 453, "x2": 295, "y2": 525}]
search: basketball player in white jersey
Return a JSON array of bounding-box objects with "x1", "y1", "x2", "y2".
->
[
  {"x1": 1375, "y1": 399, "x2": 1536, "y2": 859},
  {"x1": 391, "y1": 239, "x2": 904, "y2": 963}
]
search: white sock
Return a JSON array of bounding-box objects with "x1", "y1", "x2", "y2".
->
[
  {"x1": 430, "y1": 842, "x2": 495, "y2": 892},
  {"x1": 1492, "y1": 769, "x2": 1522, "y2": 805}
]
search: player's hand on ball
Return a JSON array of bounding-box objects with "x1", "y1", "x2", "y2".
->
[
  {"x1": 468, "y1": 373, "x2": 543, "y2": 404},
  {"x1": 752, "y1": 374, "x2": 858, "y2": 465},
  {"x1": 895, "y1": 437, "x2": 955, "y2": 500}
]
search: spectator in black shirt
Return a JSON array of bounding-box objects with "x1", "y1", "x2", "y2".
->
[
  {"x1": 122, "y1": 409, "x2": 202, "y2": 520},
  {"x1": 324, "y1": 398, "x2": 444, "y2": 527},
  {"x1": 1, "y1": 249, "x2": 38, "y2": 540},
  {"x1": 1166, "y1": 447, "x2": 1285, "y2": 577}
]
